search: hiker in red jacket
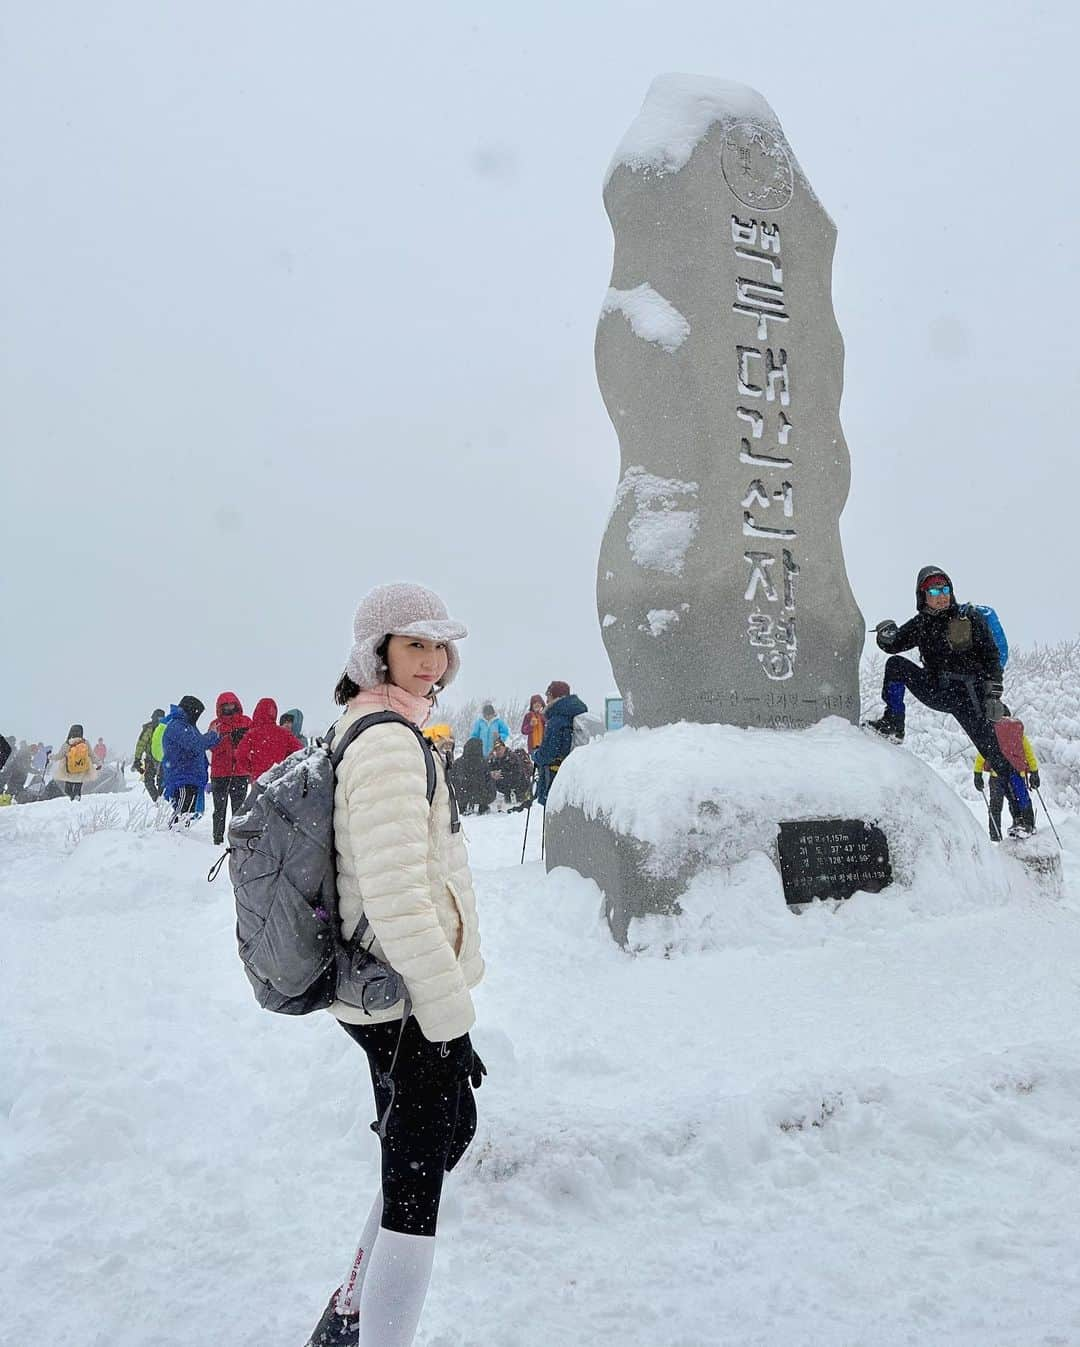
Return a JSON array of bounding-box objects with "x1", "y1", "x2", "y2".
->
[
  {"x1": 237, "y1": 698, "x2": 302, "y2": 781},
  {"x1": 209, "y1": 692, "x2": 253, "y2": 846}
]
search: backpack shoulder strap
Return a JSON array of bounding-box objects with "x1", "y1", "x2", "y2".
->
[{"x1": 329, "y1": 711, "x2": 437, "y2": 806}]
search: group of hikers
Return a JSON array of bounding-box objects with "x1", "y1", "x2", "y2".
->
[
  {"x1": 0, "y1": 733, "x2": 110, "y2": 803},
  {"x1": 0, "y1": 683, "x2": 591, "y2": 849},
  {"x1": 422, "y1": 686, "x2": 589, "y2": 817},
  {"x1": 130, "y1": 696, "x2": 307, "y2": 843},
  {"x1": 123, "y1": 680, "x2": 589, "y2": 843}
]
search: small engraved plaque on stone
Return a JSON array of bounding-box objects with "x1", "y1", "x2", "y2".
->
[{"x1": 776, "y1": 819, "x2": 892, "y2": 906}]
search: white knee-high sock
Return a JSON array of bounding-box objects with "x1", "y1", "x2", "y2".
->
[
  {"x1": 357, "y1": 1228, "x2": 436, "y2": 1347},
  {"x1": 337, "y1": 1191, "x2": 384, "y2": 1314}
]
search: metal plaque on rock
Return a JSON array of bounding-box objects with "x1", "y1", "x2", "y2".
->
[{"x1": 776, "y1": 819, "x2": 892, "y2": 906}]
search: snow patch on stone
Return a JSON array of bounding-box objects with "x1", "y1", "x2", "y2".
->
[
  {"x1": 613, "y1": 467, "x2": 699, "y2": 577},
  {"x1": 606, "y1": 72, "x2": 780, "y2": 184},
  {"x1": 601, "y1": 283, "x2": 690, "y2": 353},
  {"x1": 641, "y1": 609, "x2": 679, "y2": 637}
]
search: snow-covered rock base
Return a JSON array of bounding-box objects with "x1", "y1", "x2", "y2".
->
[{"x1": 545, "y1": 718, "x2": 1033, "y2": 946}]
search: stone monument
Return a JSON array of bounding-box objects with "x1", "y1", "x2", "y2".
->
[
  {"x1": 544, "y1": 77, "x2": 943, "y2": 944},
  {"x1": 546, "y1": 77, "x2": 1039, "y2": 945},
  {"x1": 594, "y1": 75, "x2": 864, "y2": 730}
]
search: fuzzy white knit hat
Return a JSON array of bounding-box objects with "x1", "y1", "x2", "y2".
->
[{"x1": 346, "y1": 583, "x2": 468, "y2": 690}]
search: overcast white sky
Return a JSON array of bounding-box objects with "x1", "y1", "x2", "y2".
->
[{"x1": 3, "y1": 0, "x2": 1078, "y2": 748}]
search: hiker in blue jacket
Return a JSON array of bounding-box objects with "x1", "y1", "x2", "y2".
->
[
  {"x1": 468, "y1": 703, "x2": 510, "y2": 758},
  {"x1": 161, "y1": 696, "x2": 220, "y2": 826},
  {"x1": 532, "y1": 680, "x2": 588, "y2": 806}
]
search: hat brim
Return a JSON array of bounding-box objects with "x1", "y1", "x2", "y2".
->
[{"x1": 390, "y1": 618, "x2": 469, "y2": 642}]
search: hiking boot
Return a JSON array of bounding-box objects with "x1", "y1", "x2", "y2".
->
[
  {"x1": 864, "y1": 711, "x2": 905, "y2": 743},
  {"x1": 303, "y1": 1289, "x2": 359, "y2": 1347},
  {"x1": 1008, "y1": 807, "x2": 1036, "y2": 840}
]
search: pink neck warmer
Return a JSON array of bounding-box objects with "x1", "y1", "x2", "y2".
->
[{"x1": 348, "y1": 683, "x2": 433, "y2": 729}]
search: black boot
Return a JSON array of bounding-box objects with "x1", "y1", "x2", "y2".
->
[
  {"x1": 864, "y1": 710, "x2": 905, "y2": 743},
  {"x1": 1008, "y1": 807, "x2": 1036, "y2": 840},
  {"x1": 303, "y1": 1289, "x2": 359, "y2": 1347}
]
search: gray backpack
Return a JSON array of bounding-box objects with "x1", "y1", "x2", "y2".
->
[{"x1": 213, "y1": 711, "x2": 440, "y2": 1018}]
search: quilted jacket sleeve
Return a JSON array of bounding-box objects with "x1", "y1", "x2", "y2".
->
[{"x1": 340, "y1": 722, "x2": 474, "y2": 1042}]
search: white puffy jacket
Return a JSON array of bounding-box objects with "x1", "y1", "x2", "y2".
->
[{"x1": 329, "y1": 708, "x2": 483, "y2": 1041}]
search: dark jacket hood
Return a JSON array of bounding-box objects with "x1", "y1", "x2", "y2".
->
[
  {"x1": 915, "y1": 565, "x2": 956, "y2": 613},
  {"x1": 547, "y1": 694, "x2": 588, "y2": 720}
]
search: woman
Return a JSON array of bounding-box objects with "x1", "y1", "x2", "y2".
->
[
  {"x1": 305, "y1": 583, "x2": 485, "y2": 1347},
  {"x1": 51, "y1": 724, "x2": 97, "y2": 800},
  {"x1": 520, "y1": 693, "x2": 546, "y2": 753}
]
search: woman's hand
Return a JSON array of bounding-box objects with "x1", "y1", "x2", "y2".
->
[{"x1": 440, "y1": 1033, "x2": 486, "y2": 1088}]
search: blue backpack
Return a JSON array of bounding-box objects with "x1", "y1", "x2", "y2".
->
[{"x1": 961, "y1": 604, "x2": 1008, "y2": 668}]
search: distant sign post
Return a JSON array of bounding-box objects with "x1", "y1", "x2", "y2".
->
[
  {"x1": 776, "y1": 819, "x2": 892, "y2": 906},
  {"x1": 605, "y1": 697, "x2": 625, "y2": 732}
]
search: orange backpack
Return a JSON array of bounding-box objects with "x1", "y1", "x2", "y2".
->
[{"x1": 66, "y1": 740, "x2": 91, "y2": 774}]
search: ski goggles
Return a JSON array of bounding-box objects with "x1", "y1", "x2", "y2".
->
[{"x1": 925, "y1": 585, "x2": 951, "y2": 597}]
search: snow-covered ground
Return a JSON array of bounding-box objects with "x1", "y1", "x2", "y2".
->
[{"x1": 3, "y1": 778, "x2": 1080, "y2": 1346}]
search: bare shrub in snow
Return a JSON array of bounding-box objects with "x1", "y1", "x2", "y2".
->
[
  {"x1": 65, "y1": 802, "x2": 123, "y2": 848},
  {"x1": 64, "y1": 797, "x2": 173, "y2": 849}
]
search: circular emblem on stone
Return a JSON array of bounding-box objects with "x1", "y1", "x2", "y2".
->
[{"x1": 721, "y1": 121, "x2": 794, "y2": 211}]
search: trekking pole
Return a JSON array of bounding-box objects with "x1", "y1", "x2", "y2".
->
[
  {"x1": 540, "y1": 806, "x2": 547, "y2": 862},
  {"x1": 986, "y1": 801, "x2": 1002, "y2": 843},
  {"x1": 1033, "y1": 785, "x2": 1063, "y2": 848},
  {"x1": 519, "y1": 766, "x2": 538, "y2": 864},
  {"x1": 520, "y1": 799, "x2": 532, "y2": 864}
]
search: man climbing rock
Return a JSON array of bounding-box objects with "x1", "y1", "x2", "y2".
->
[{"x1": 865, "y1": 565, "x2": 1035, "y2": 838}]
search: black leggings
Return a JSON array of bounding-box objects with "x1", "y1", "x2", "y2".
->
[
  {"x1": 63, "y1": 781, "x2": 83, "y2": 801},
  {"x1": 211, "y1": 775, "x2": 249, "y2": 843},
  {"x1": 339, "y1": 1016, "x2": 477, "y2": 1238}
]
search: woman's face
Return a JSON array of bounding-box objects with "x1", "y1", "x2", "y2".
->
[{"x1": 385, "y1": 636, "x2": 449, "y2": 696}]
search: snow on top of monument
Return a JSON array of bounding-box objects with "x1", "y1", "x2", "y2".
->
[
  {"x1": 602, "y1": 284, "x2": 690, "y2": 353},
  {"x1": 548, "y1": 717, "x2": 1024, "y2": 925},
  {"x1": 605, "y1": 73, "x2": 780, "y2": 185}
]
